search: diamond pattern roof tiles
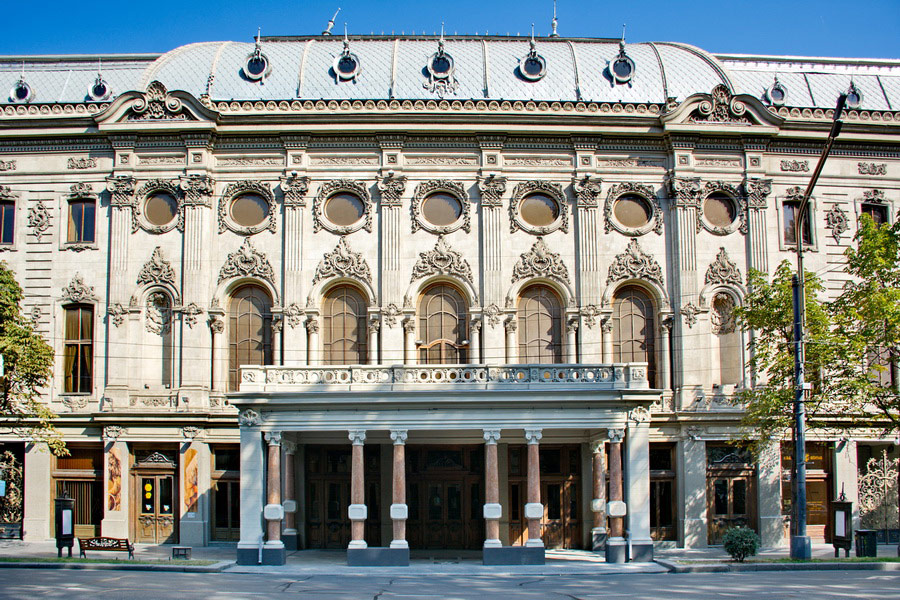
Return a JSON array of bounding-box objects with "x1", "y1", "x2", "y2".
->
[
  {"x1": 0, "y1": 58, "x2": 148, "y2": 104},
  {"x1": 727, "y1": 70, "x2": 815, "y2": 108},
  {"x1": 651, "y1": 42, "x2": 729, "y2": 101}
]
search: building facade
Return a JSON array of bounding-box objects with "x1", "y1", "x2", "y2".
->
[{"x1": 0, "y1": 33, "x2": 898, "y2": 564}]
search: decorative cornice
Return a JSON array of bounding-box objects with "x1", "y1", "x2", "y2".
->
[
  {"x1": 62, "y1": 273, "x2": 97, "y2": 303},
  {"x1": 410, "y1": 235, "x2": 474, "y2": 285},
  {"x1": 137, "y1": 247, "x2": 176, "y2": 288},
  {"x1": 313, "y1": 237, "x2": 373, "y2": 286},
  {"x1": 705, "y1": 247, "x2": 742, "y2": 287},
  {"x1": 218, "y1": 238, "x2": 276, "y2": 285},
  {"x1": 512, "y1": 238, "x2": 570, "y2": 285},
  {"x1": 606, "y1": 239, "x2": 663, "y2": 287}
]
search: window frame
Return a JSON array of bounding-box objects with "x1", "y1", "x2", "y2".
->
[
  {"x1": 227, "y1": 284, "x2": 274, "y2": 392},
  {"x1": 65, "y1": 197, "x2": 97, "y2": 248},
  {"x1": 778, "y1": 194, "x2": 817, "y2": 251},
  {"x1": 62, "y1": 303, "x2": 94, "y2": 395},
  {"x1": 417, "y1": 283, "x2": 469, "y2": 365},
  {"x1": 0, "y1": 197, "x2": 16, "y2": 248},
  {"x1": 322, "y1": 284, "x2": 370, "y2": 365},
  {"x1": 517, "y1": 284, "x2": 564, "y2": 364}
]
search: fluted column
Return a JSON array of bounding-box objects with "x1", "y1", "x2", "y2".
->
[
  {"x1": 348, "y1": 430, "x2": 367, "y2": 549},
  {"x1": 390, "y1": 429, "x2": 408, "y2": 549},
  {"x1": 306, "y1": 317, "x2": 320, "y2": 366},
  {"x1": 403, "y1": 319, "x2": 417, "y2": 365},
  {"x1": 605, "y1": 428, "x2": 626, "y2": 563},
  {"x1": 282, "y1": 440, "x2": 298, "y2": 550},
  {"x1": 483, "y1": 429, "x2": 502, "y2": 548},
  {"x1": 264, "y1": 432, "x2": 283, "y2": 545},
  {"x1": 566, "y1": 319, "x2": 578, "y2": 363},
  {"x1": 524, "y1": 428, "x2": 543, "y2": 548},
  {"x1": 505, "y1": 319, "x2": 518, "y2": 364},
  {"x1": 591, "y1": 439, "x2": 607, "y2": 551}
]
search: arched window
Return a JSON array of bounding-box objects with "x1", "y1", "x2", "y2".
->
[
  {"x1": 612, "y1": 285, "x2": 656, "y2": 387},
  {"x1": 517, "y1": 284, "x2": 563, "y2": 363},
  {"x1": 322, "y1": 285, "x2": 368, "y2": 365},
  {"x1": 228, "y1": 285, "x2": 273, "y2": 391},
  {"x1": 143, "y1": 291, "x2": 174, "y2": 388},
  {"x1": 418, "y1": 283, "x2": 468, "y2": 364}
]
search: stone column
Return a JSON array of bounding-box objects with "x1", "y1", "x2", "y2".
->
[
  {"x1": 605, "y1": 429, "x2": 626, "y2": 563},
  {"x1": 271, "y1": 318, "x2": 283, "y2": 366},
  {"x1": 601, "y1": 319, "x2": 614, "y2": 363},
  {"x1": 348, "y1": 430, "x2": 367, "y2": 549},
  {"x1": 591, "y1": 439, "x2": 607, "y2": 551},
  {"x1": 625, "y1": 408, "x2": 653, "y2": 562},
  {"x1": 524, "y1": 429, "x2": 544, "y2": 548},
  {"x1": 209, "y1": 316, "x2": 225, "y2": 393},
  {"x1": 282, "y1": 440, "x2": 298, "y2": 551},
  {"x1": 179, "y1": 431, "x2": 210, "y2": 547},
  {"x1": 679, "y1": 430, "x2": 708, "y2": 548},
  {"x1": 566, "y1": 319, "x2": 578, "y2": 363},
  {"x1": 23, "y1": 442, "x2": 51, "y2": 541},
  {"x1": 263, "y1": 431, "x2": 285, "y2": 565},
  {"x1": 483, "y1": 429, "x2": 502, "y2": 548},
  {"x1": 368, "y1": 318, "x2": 380, "y2": 365},
  {"x1": 403, "y1": 319, "x2": 417, "y2": 365},
  {"x1": 236, "y1": 412, "x2": 265, "y2": 565},
  {"x1": 659, "y1": 318, "x2": 672, "y2": 390},
  {"x1": 390, "y1": 430, "x2": 408, "y2": 549},
  {"x1": 505, "y1": 319, "x2": 518, "y2": 364},
  {"x1": 306, "y1": 317, "x2": 320, "y2": 366},
  {"x1": 470, "y1": 319, "x2": 482, "y2": 364}
]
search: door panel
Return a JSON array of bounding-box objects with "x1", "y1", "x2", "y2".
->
[
  {"x1": 212, "y1": 480, "x2": 240, "y2": 541},
  {"x1": 136, "y1": 474, "x2": 177, "y2": 544},
  {"x1": 707, "y1": 475, "x2": 754, "y2": 545}
]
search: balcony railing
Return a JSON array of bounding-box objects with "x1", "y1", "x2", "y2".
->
[{"x1": 238, "y1": 363, "x2": 650, "y2": 393}]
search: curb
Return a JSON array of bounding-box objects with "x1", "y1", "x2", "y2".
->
[
  {"x1": 0, "y1": 560, "x2": 231, "y2": 573},
  {"x1": 654, "y1": 559, "x2": 900, "y2": 573}
]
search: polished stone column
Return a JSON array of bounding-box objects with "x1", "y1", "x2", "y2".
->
[
  {"x1": 591, "y1": 439, "x2": 607, "y2": 551},
  {"x1": 483, "y1": 429, "x2": 502, "y2": 548},
  {"x1": 524, "y1": 429, "x2": 544, "y2": 548},
  {"x1": 264, "y1": 432, "x2": 283, "y2": 545},
  {"x1": 605, "y1": 428, "x2": 626, "y2": 563},
  {"x1": 348, "y1": 430, "x2": 367, "y2": 549},
  {"x1": 282, "y1": 440, "x2": 298, "y2": 551},
  {"x1": 390, "y1": 430, "x2": 408, "y2": 549}
]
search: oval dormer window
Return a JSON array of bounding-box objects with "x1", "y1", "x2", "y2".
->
[
  {"x1": 429, "y1": 54, "x2": 453, "y2": 78},
  {"x1": 243, "y1": 51, "x2": 271, "y2": 82},
  {"x1": 519, "y1": 54, "x2": 546, "y2": 82},
  {"x1": 845, "y1": 83, "x2": 862, "y2": 109},
  {"x1": 766, "y1": 79, "x2": 787, "y2": 106},
  {"x1": 10, "y1": 80, "x2": 33, "y2": 103},
  {"x1": 334, "y1": 53, "x2": 361, "y2": 81},
  {"x1": 88, "y1": 77, "x2": 112, "y2": 101}
]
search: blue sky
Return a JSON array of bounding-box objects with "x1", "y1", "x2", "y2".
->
[{"x1": 2, "y1": 0, "x2": 898, "y2": 58}]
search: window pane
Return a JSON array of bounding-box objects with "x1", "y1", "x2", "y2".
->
[
  {"x1": 141, "y1": 478, "x2": 155, "y2": 514},
  {"x1": 0, "y1": 201, "x2": 14, "y2": 244},
  {"x1": 447, "y1": 485, "x2": 461, "y2": 520},
  {"x1": 159, "y1": 477, "x2": 173, "y2": 514},
  {"x1": 422, "y1": 193, "x2": 462, "y2": 226},
  {"x1": 733, "y1": 480, "x2": 747, "y2": 515},
  {"x1": 714, "y1": 479, "x2": 728, "y2": 515},
  {"x1": 228, "y1": 286, "x2": 273, "y2": 391},
  {"x1": 520, "y1": 194, "x2": 559, "y2": 227},
  {"x1": 612, "y1": 286, "x2": 656, "y2": 386},
  {"x1": 323, "y1": 286, "x2": 368, "y2": 365},
  {"x1": 614, "y1": 195, "x2": 651, "y2": 228},
  {"x1": 517, "y1": 285, "x2": 562, "y2": 363},
  {"x1": 81, "y1": 201, "x2": 95, "y2": 243},
  {"x1": 783, "y1": 201, "x2": 811, "y2": 245},
  {"x1": 325, "y1": 193, "x2": 364, "y2": 226},
  {"x1": 547, "y1": 484, "x2": 561, "y2": 519},
  {"x1": 428, "y1": 485, "x2": 442, "y2": 520},
  {"x1": 418, "y1": 284, "x2": 467, "y2": 364}
]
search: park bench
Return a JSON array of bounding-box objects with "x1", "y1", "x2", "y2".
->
[{"x1": 78, "y1": 537, "x2": 135, "y2": 559}]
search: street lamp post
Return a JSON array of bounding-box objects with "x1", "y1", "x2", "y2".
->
[{"x1": 790, "y1": 92, "x2": 847, "y2": 560}]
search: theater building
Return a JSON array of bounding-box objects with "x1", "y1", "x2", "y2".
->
[{"x1": 0, "y1": 32, "x2": 898, "y2": 564}]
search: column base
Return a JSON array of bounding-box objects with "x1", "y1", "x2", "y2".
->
[
  {"x1": 524, "y1": 538, "x2": 544, "y2": 548},
  {"x1": 236, "y1": 545, "x2": 259, "y2": 566},
  {"x1": 482, "y1": 546, "x2": 545, "y2": 565},
  {"x1": 389, "y1": 540, "x2": 409, "y2": 549},
  {"x1": 591, "y1": 527, "x2": 608, "y2": 552},
  {"x1": 347, "y1": 547, "x2": 409, "y2": 567},
  {"x1": 605, "y1": 538, "x2": 627, "y2": 563},
  {"x1": 282, "y1": 531, "x2": 298, "y2": 551},
  {"x1": 236, "y1": 542, "x2": 286, "y2": 566},
  {"x1": 261, "y1": 546, "x2": 286, "y2": 565},
  {"x1": 483, "y1": 538, "x2": 502, "y2": 549},
  {"x1": 630, "y1": 539, "x2": 654, "y2": 562}
]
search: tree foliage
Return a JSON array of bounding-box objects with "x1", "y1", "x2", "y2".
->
[{"x1": 0, "y1": 262, "x2": 64, "y2": 454}]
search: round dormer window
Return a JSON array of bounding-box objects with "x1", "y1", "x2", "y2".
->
[
  {"x1": 428, "y1": 53, "x2": 454, "y2": 79},
  {"x1": 845, "y1": 83, "x2": 862, "y2": 109},
  {"x1": 333, "y1": 53, "x2": 361, "y2": 81},
  {"x1": 243, "y1": 51, "x2": 271, "y2": 81},
  {"x1": 519, "y1": 54, "x2": 547, "y2": 81},
  {"x1": 611, "y1": 56, "x2": 635, "y2": 84},
  {"x1": 88, "y1": 77, "x2": 112, "y2": 101},
  {"x1": 10, "y1": 80, "x2": 33, "y2": 103}
]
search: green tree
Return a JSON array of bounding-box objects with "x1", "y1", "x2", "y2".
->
[{"x1": 0, "y1": 262, "x2": 64, "y2": 454}]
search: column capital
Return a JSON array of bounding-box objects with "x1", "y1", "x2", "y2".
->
[
  {"x1": 483, "y1": 429, "x2": 501, "y2": 444},
  {"x1": 348, "y1": 430, "x2": 366, "y2": 445},
  {"x1": 607, "y1": 428, "x2": 625, "y2": 443},
  {"x1": 282, "y1": 439, "x2": 297, "y2": 455},
  {"x1": 590, "y1": 439, "x2": 605, "y2": 454},
  {"x1": 390, "y1": 429, "x2": 408, "y2": 445},
  {"x1": 264, "y1": 431, "x2": 282, "y2": 446},
  {"x1": 524, "y1": 428, "x2": 542, "y2": 444}
]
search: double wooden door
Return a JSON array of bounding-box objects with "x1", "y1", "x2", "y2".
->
[
  {"x1": 212, "y1": 479, "x2": 240, "y2": 541},
  {"x1": 135, "y1": 473, "x2": 177, "y2": 543},
  {"x1": 408, "y1": 478, "x2": 483, "y2": 549},
  {"x1": 509, "y1": 480, "x2": 582, "y2": 549},
  {"x1": 707, "y1": 472, "x2": 754, "y2": 545}
]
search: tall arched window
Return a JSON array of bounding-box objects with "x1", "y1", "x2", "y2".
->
[
  {"x1": 418, "y1": 283, "x2": 468, "y2": 364},
  {"x1": 612, "y1": 285, "x2": 656, "y2": 387},
  {"x1": 228, "y1": 285, "x2": 273, "y2": 391},
  {"x1": 322, "y1": 285, "x2": 368, "y2": 365},
  {"x1": 517, "y1": 284, "x2": 563, "y2": 363}
]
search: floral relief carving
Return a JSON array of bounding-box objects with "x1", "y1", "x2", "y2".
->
[
  {"x1": 134, "y1": 179, "x2": 181, "y2": 233},
  {"x1": 218, "y1": 238, "x2": 276, "y2": 285},
  {"x1": 62, "y1": 274, "x2": 97, "y2": 303},
  {"x1": 710, "y1": 293, "x2": 737, "y2": 335},
  {"x1": 581, "y1": 304, "x2": 601, "y2": 328},
  {"x1": 411, "y1": 179, "x2": 470, "y2": 234},
  {"x1": 377, "y1": 174, "x2": 407, "y2": 207},
  {"x1": 280, "y1": 175, "x2": 310, "y2": 208},
  {"x1": 313, "y1": 179, "x2": 372, "y2": 234},
  {"x1": 477, "y1": 175, "x2": 507, "y2": 208},
  {"x1": 145, "y1": 292, "x2": 172, "y2": 335},
  {"x1": 181, "y1": 303, "x2": 203, "y2": 328},
  {"x1": 512, "y1": 238, "x2": 571, "y2": 285},
  {"x1": 105, "y1": 175, "x2": 136, "y2": 208},
  {"x1": 68, "y1": 157, "x2": 97, "y2": 170},
  {"x1": 825, "y1": 205, "x2": 850, "y2": 244},
  {"x1": 411, "y1": 235, "x2": 474, "y2": 286},
  {"x1": 313, "y1": 237, "x2": 373, "y2": 286},
  {"x1": 681, "y1": 302, "x2": 700, "y2": 328},
  {"x1": 690, "y1": 84, "x2": 750, "y2": 124},
  {"x1": 127, "y1": 81, "x2": 193, "y2": 121},
  {"x1": 668, "y1": 177, "x2": 702, "y2": 209},
  {"x1": 27, "y1": 200, "x2": 50, "y2": 242},
  {"x1": 744, "y1": 178, "x2": 772, "y2": 210},
  {"x1": 219, "y1": 180, "x2": 276, "y2": 235},
  {"x1": 239, "y1": 409, "x2": 261, "y2": 427},
  {"x1": 573, "y1": 176, "x2": 603, "y2": 208},
  {"x1": 509, "y1": 180, "x2": 568, "y2": 235},
  {"x1": 862, "y1": 189, "x2": 886, "y2": 204},
  {"x1": 382, "y1": 303, "x2": 402, "y2": 328},
  {"x1": 606, "y1": 239, "x2": 663, "y2": 287},
  {"x1": 483, "y1": 303, "x2": 502, "y2": 327},
  {"x1": 137, "y1": 247, "x2": 176, "y2": 288},
  {"x1": 179, "y1": 175, "x2": 215, "y2": 207},
  {"x1": 108, "y1": 303, "x2": 128, "y2": 327},
  {"x1": 705, "y1": 247, "x2": 742, "y2": 287},
  {"x1": 284, "y1": 303, "x2": 303, "y2": 328}
]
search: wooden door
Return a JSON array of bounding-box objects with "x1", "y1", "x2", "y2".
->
[
  {"x1": 211, "y1": 479, "x2": 240, "y2": 541},
  {"x1": 136, "y1": 474, "x2": 176, "y2": 543},
  {"x1": 423, "y1": 481, "x2": 465, "y2": 548},
  {"x1": 541, "y1": 480, "x2": 581, "y2": 549},
  {"x1": 707, "y1": 474, "x2": 754, "y2": 545}
]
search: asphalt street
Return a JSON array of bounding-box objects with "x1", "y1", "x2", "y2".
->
[{"x1": 0, "y1": 568, "x2": 897, "y2": 599}]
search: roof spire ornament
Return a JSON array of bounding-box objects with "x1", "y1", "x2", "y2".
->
[
  {"x1": 9, "y1": 61, "x2": 33, "y2": 103},
  {"x1": 323, "y1": 7, "x2": 340, "y2": 35},
  {"x1": 550, "y1": 0, "x2": 559, "y2": 37},
  {"x1": 333, "y1": 22, "x2": 361, "y2": 82},
  {"x1": 242, "y1": 26, "x2": 271, "y2": 82}
]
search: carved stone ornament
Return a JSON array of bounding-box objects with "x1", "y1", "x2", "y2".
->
[
  {"x1": 181, "y1": 425, "x2": 203, "y2": 439},
  {"x1": 825, "y1": 205, "x2": 850, "y2": 244},
  {"x1": 219, "y1": 180, "x2": 276, "y2": 235},
  {"x1": 484, "y1": 303, "x2": 502, "y2": 327},
  {"x1": 137, "y1": 247, "x2": 177, "y2": 288},
  {"x1": 280, "y1": 175, "x2": 310, "y2": 208},
  {"x1": 306, "y1": 316, "x2": 319, "y2": 334},
  {"x1": 477, "y1": 175, "x2": 507, "y2": 208},
  {"x1": 61, "y1": 395, "x2": 88, "y2": 411},
  {"x1": 629, "y1": 406, "x2": 651, "y2": 423},
  {"x1": 105, "y1": 175, "x2": 136, "y2": 208},
  {"x1": 179, "y1": 175, "x2": 215, "y2": 207},
  {"x1": 313, "y1": 236, "x2": 373, "y2": 286},
  {"x1": 423, "y1": 38, "x2": 459, "y2": 98},
  {"x1": 607, "y1": 428, "x2": 625, "y2": 443},
  {"x1": 690, "y1": 84, "x2": 750, "y2": 124},
  {"x1": 697, "y1": 182, "x2": 746, "y2": 235},
  {"x1": 313, "y1": 179, "x2": 372, "y2": 234},
  {"x1": 412, "y1": 179, "x2": 470, "y2": 234},
  {"x1": 68, "y1": 157, "x2": 97, "y2": 170},
  {"x1": 710, "y1": 292, "x2": 737, "y2": 335},
  {"x1": 681, "y1": 302, "x2": 700, "y2": 328},
  {"x1": 581, "y1": 304, "x2": 601, "y2": 328},
  {"x1": 573, "y1": 176, "x2": 603, "y2": 208},
  {"x1": 668, "y1": 177, "x2": 702, "y2": 209},
  {"x1": 512, "y1": 237, "x2": 571, "y2": 285},
  {"x1": 108, "y1": 303, "x2": 128, "y2": 327},
  {"x1": 705, "y1": 247, "x2": 742, "y2": 287},
  {"x1": 284, "y1": 303, "x2": 303, "y2": 328},
  {"x1": 68, "y1": 182, "x2": 96, "y2": 200},
  {"x1": 145, "y1": 292, "x2": 172, "y2": 335},
  {"x1": 377, "y1": 174, "x2": 407, "y2": 207},
  {"x1": 27, "y1": 200, "x2": 50, "y2": 242},
  {"x1": 181, "y1": 302, "x2": 203, "y2": 328},
  {"x1": 127, "y1": 81, "x2": 193, "y2": 121},
  {"x1": 239, "y1": 409, "x2": 261, "y2": 427},
  {"x1": 862, "y1": 189, "x2": 886, "y2": 204},
  {"x1": 858, "y1": 162, "x2": 887, "y2": 176},
  {"x1": 382, "y1": 303, "x2": 402, "y2": 328},
  {"x1": 218, "y1": 238, "x2": 276, "y2": 286},
  {"x1": 784, "y1": 186, "x2": 805, "y2": 204},
  {"x1": 411, "y1": 235, "x2": 474, "y2": 286},
  {"x1": 744, "y1": 178, "x2": 772, "y2": 210},
  {"x1": 604, "y1": 182, "x2": 662, "y2": 236},
  {"x1": 509, "y1": 180, "x2": 568, "y2": 235},
  {"x1": 684, "y1": 426, "x2": 704, "y2": 441},
  {"x1": 780, "y1": 160, "x2": 809, "y2": 172},
  {"x1": 606, "y1": 239, "x2": 663, "y2": 287},
  {"x1": 62, "y1": 274, "x2": 97, "y2": 303},
  {"x1": 209, "y1": 315, "x2": 224, "y2": 334},
  {"x1": 134, "y1": 179, "x2": 181, "y2": 233},
  {"x1": 103, "y1": 425, "x2": 127, "y2": 440}
]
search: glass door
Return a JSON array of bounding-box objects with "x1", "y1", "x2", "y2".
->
[
  {"x1": 707, "y1": 476, "x2": 751, "y2": 545},
  {"x1": 212, "y1": 479, "x2": 240, "y2": 541},
  {"x1": 136, "y1": 474, "x2": 176, "y2": 543}
]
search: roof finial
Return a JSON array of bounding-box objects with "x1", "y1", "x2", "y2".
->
[
  {"x1": 323, "y1": 7, "x2": 341, "y2": 35},
  {"x1": 530, "y1": 23, "x2": 536, "y2": 53},
  {"x1": 343, "y1": 23, "x2": 349, "y2": 47},
  {"x1": 550, "y1": 0, "x2": 559, "y2": 37},
  {"x1": 619, "y1": 24, "x2": 626, "y2": 54},
  {"x1": 438, "y1": 22, "x2": 445, "y2": 53},
  {"x1": 97, "y1": 57, "x2": 102, "y2": 76}
]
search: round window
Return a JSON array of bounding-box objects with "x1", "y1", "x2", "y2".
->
[
  {"x1": 422, "y1": 193, "x2": 462, "y2": 226},
  {"x1": 703, "y1": 193, "x2": 737, "y2": 228},
  {"x1": 520, "y1": 193, "x2": 560, "y2": 227},
  {"x1": 246, "y1": 56, "x2": 268, "y2": 78},
  {"x1": 144, "y1": 192, "x2": 178, "y2": 227},
  {"x1": 337, "y1": 55, "x2": 358, "y2": 76},
  {"x1": 612, "y1": 58, "x2": 634, "y2": 81},
  {"x1": 230, "y1": 193, "x2": 269, "y2": 227},
  {"x1": 523, "y1": 57, "x2": 543, "y2": 77},
  {"x1": 613, "y1": 195, "x2": 651, "y2": 228},
  {"x1": 11, "y1": 82, "x2": 31, "y2": 102},
  {"x1": 325, "y1": 193, "x2": 365, "y2": 226},
  {"x1": 431, "y1": 55, "x2": 452, "y2": 76}
]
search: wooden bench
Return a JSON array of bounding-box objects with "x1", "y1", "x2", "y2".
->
[{"x1": 78, "y1": 537, "x2": 135, "y2": 559}]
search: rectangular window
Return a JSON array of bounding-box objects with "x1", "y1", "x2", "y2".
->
[
  {"x1": 0, "y1": 200, "x2": 14, "y2": 245},
  {"x1": 783, "y1": 201, "x2": 812, "y2": 246},
  {"x1": 861, "y1": 203, "x2": 888, "y2": 226},
  {"x1": 63, "y1": 305, "x2": 93, "y2": 394},
  {"x1": 67, "y1": 199, "x2": 95, "y2": 243}
]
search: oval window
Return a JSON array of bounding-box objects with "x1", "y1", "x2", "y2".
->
[
  {"x1": 523, "y1": 57, "x2": 544, "y2": 77},
  {"x1": 612, "y1": 58, "x2": 633, "y2": 80},
  {"x1": 520, "y1": 193, "x2": 560, "y2": 227},
  {"x1": 422, "y1": 193, "x2": 462, "y2": 226},
  {"x1": 144, "y1": 192, "x2": 178, "y2": 227},
  {"x1": 431, "y1": 55, "x2": 452, "y2": 75},
  {"x1": 613, "y1": 194, "x2": 651, "y2": 228},
  {"x1": 325, "y1": 193, "x2": 365, "y2": 226},
  {"x1": 230, "y1": 193, "x2": 269, "y2": 227},
  {"x1": 246, "y1": 55, "x2": 268, "y2": 78},
  {"x1": 703, "y1": 193, "x2": 737, "y2": 228},
  {"x1": 337, "y1": 55, "x2": 358, "y2": 75}
]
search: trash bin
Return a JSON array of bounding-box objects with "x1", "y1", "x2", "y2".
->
[{"x1": 855, "y1": 529, "x2": 877, "y2": 558}]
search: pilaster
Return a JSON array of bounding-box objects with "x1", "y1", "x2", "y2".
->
[
  {"x1": 625, "y1": 409, "x2": 652, "y2": 561},
  {"x1": 757, "y1": 439, "x2": 785, "y2": 547},
  {"x1": 236, "y1": 420, "x2": 265, "y2": 565},
  {"x1": 23, "y1": 443, "x2": 51, "y2": 541},
  {"x1": 179, "y1": 435, "x2": 210, "y2": 546},
  {"x1": 679, "y1": 432, "x2": 708, "y2": 548},
  {"x1": 101, "y1": 437, "x2": 129, "y2": 539},
  {"x1": 834, "y1": 439, "x2": 859, "y2": 531}
]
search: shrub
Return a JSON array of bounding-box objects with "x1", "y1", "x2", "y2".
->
[{"x1": 722, "y1": 526, "x2": 760, "y2": 562}]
